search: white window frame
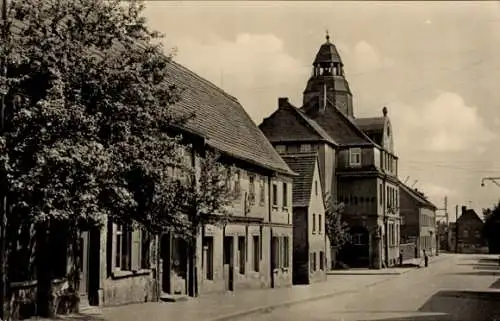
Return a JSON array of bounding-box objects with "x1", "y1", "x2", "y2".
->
[
  {"x1": 275, "y1": 145, "x2": 287, "y2": 154},
  {"x1": 300, "y1": 144, "x2": 312, "y2": 153},
  {"x1": 349, "y1": 148, "x2": 362, "y2": 166}
]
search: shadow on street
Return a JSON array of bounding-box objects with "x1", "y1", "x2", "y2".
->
[
  {"x1": 442, "y1": 271, "x2": 500, "y2": 277},
  {"x1": 356, "y1": 290, "x2": 500, "y2": 321}
]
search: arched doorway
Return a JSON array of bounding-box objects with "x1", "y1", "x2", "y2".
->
[{"x1": 337, "y1": 226, "x2": 370, "y2": 268}]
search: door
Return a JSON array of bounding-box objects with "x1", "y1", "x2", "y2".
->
[
  {"x1": 79, "y1": 231, "x2": 89, "y2": 302},
  {"x1": 223, "y1": 236, "x2": 234, "y2": 291},
  {"x1": 161, "y1": 233, "x2": 172, "y2": 294}
]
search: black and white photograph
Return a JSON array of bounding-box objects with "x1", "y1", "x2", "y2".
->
[{"x1": 0, "y1": 1, "x2": 499, "y2": 320}]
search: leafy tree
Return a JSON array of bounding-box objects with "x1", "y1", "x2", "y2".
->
[
  {"x1": 0, "y1": 0, "x2": 198, "y2": 316},
  {"x1": 482, "y1": 200, "x2": 500, "y2": 254},
  {"x1": 174, "y1": 150, "x2": 237, "y2": 296},
  {"x1": 324, "y1": 193, "x2": 350, "y2": 249}
]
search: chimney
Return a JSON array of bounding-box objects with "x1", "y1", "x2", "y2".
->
[
  {"x1": 461, "y1": 206, "x2": 466, "y2": 215},
  {"x1": 278, "y1": 97, "x2": 289, "y2": 109}
]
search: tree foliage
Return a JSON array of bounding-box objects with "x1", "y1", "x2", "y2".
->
[
  {"x1": 482, "y1": 200, "x2": 500, "y2": 242},
  {"x1": 1, "y1": 0, "x2": 195, "y2": 230},
  {"x1": 324, "y1": 193, "x2": 350, "y2": 248}
]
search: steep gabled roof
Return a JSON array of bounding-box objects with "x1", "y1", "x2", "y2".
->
[
  {"x1": 399, "y1": 181, "x2": 437, "y2": 210},
  {"x1": 302, "y1": 99, "x2": 376, "y2": 147},
  {"x1": 281, "y1": 153, "x2": 318, "y2": 207},
  {"x1": 355, "y1": 117, "x2": 385, "y2": 133},
  {"x1": 165, "y1": 61, "x2": 295, "y2": 176},
  {"x1": 458, "y1": 209, "x2": 484, "y2": 224},
  {"x1": 355, "y1": 117, "x2": 386, "y2": 146},
  {"x1": 259, "y1": 99, "x2": 337, "y2": 146},
  {"x1": 6, "y1": 14, "x2": 295, "y2": 176}
]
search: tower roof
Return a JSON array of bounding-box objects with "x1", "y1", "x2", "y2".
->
[{"x1": 314, "y1": 33, "x2": 343, "y2": 65}]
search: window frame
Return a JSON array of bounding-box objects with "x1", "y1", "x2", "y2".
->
[{"x1": 349, "y1": 148, "x2": 362, "y2": 166}]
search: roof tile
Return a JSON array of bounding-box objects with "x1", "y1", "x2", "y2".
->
[
  {"x1": 165, "y1": 61, "x2": 295, "y2": 175},
  {"x1": 282, "y1": 153, "x2": 318, "y2": 207}
]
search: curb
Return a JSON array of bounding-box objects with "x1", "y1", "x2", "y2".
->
[{"x1": 208, "y1": 275, "x2": 399, "y2": 321}]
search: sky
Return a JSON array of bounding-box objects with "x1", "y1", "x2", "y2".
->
[{"x1": 143, "y1": 1, "x2": 500, "y2": 221}]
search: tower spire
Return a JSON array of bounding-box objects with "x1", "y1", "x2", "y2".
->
[{"x1": 325, "y1": 29, "x2": 330, "y2": 43}]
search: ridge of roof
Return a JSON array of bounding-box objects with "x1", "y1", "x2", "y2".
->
[
  {"x1": 398, "y1": 180, "x2": 437, "y2": 209},
  {"x1": 288, "y1": 105, "x2": 338, "y2": 146},
  {"x1": 164, "y1": 61, "x2": 296, "y2": 176},
  {"x1": 326, "y1": 98, "x2": 380, "y2": 147}
]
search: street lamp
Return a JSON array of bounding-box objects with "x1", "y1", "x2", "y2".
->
[{"x1": 481, "y1": 177, "x2": 500, "y2": 188}]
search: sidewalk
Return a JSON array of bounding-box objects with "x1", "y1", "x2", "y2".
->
[
  {"x1": 327, "y1": 254, "x2": 449, "y2": 276},
  {"x1": 32, "y1": 254, "x2": 452, "y2": 321},
  {"x1": 101, "y1": 274, "x2": 395, "y2": 321}
]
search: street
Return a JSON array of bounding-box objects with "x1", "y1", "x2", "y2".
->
[{"x1": 237, "y1": 254, "x2": 500, "y2": 321}]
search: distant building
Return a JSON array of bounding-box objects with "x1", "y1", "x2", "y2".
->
[
  {"x1": 282, "y1": 154, "x2": 328, "y2": 284},
  {"x1": 399, "y1": 182, "x2": 438, "y2": 257},
  {"x1": 259, "y1": 34, "x2": 401, "y2": 269},
  {"x1": 456, "y1": 206, "x2": 485, "y2": 253}
]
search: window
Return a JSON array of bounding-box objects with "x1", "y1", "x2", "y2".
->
[
  {"x1": 238, "y1": 236, "x2": 246, "y2": 274},
  {"x1": 312, "y1": 214, "x2": 316, "y2": 233},
  {"x1": 349, "y1": 148, "x2": 361, "y2": 166},
  {"x1": 272, "y1": 237, "x2": 280, "y2": 269},
  {"x1": 272, "y1": 184, "x2": 278, "y2": 207},
  {"x1": 253, "y1": 236, "x2": 260, "y2": 272},
  {"x1": 283, "y1": 182, "x2": 288, "y2": 207},
  {"x1": 141, "y1": 230, "x2": 151, "y2": 269},
  {"x1": 203, "y1": 237, "x2": 214, "y2": 280},
  {"x1": 115, "y1": 224, "x2": 132, "y2": 271},
  {"x1": 315, "y1": 181, "x2": 318, "y2": 196},
  {"x1": 313, "y1": 252, "x2": 317, "y2": 271},
  {"x1": 113, "y1": 223, "x2": 147, "y2": 273},
  {"x1": 282, "y1": 237, "x2": 289, "y2": 268},
  {"x1": 300, "y1": 144, "x2": 312, "y2": 153},
  {"x1": 275, "y1": 145, "x2": 286, "y2": 154},
  {"x1": 474, "y1": 230, "x2": 481, "y2": 239},
  {"x1": 379, "y1": 183, "x2": 384, "y2": 205},
  {"x1": 319, "y1": 251, "x2": 324, "y2": 270},
  {"x1": 352, "y1": 233, "x2": 363, "y2": 245},
  {"x1": 234, "y1": 170, "x2": 241, "y2": 196},
  {"x1": 249, "y1": 175, "x2": 255, "y2": 204},
  {"x1": 318, "y1": 214, "x2": 322, "y2": 234},
  {"x1": 463, "y1": 229, "x2": 469, "y2": 238},
  {"x1": 259, "y1": 178, "x2": 265, "y2": 206}
]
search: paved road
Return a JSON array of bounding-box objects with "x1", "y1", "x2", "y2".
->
[{"x1": 238, "y1": 254, "x2": 500, "y2": 321}]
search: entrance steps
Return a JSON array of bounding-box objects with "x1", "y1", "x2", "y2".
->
[{"x1": 160, "y1": 293, "x2": 189, "y2": 302}]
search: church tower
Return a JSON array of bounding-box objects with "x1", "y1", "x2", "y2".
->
[{"x1": 302, "y1": 32, "x2": 354, "y2": 117}]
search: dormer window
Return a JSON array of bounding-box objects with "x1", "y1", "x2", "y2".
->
[
  {"x1": 349, "y1": 148, "x2": 362, "y2": 166},
  {"x1": 275, "y1": 145, "x2": 286, "y2": 154},
  {"x1": 300, "y1": 144, "x2": 312, "y2": 153}
]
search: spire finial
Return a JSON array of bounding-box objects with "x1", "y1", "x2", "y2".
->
[{"x1": 325, "y1": 29, "x2": 330, "y2": 43}]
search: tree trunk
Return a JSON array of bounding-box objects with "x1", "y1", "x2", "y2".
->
[
  {"x1": 36, "y1": 221, "x2": 54, "y2": 318},
  {"x1": 187, "y1": 239, "x2": 197, "y2": 297}
]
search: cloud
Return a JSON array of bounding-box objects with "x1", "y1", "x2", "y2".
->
[
  {"x1": 337, "y1": 40, "x2": 395, "y2": 75},
  {"x1": 391, "y1": 91, "x2": 496, "y2": 153},
  {"x1": 170, "y1": 33, "x2": 309, "y2": 123}
]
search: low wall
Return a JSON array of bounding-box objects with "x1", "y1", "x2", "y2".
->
[
  {"x1": 400, "y1": 243, "x2": 416, "y2": 261},
  {"x1": 8, "y1": 279, "x2": 78, "y2": 320}
]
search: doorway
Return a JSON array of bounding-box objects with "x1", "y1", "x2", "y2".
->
[
  {"x1": 78, "y1": 231, "x2": 89, "y2": 306},
  {"x1": 223, "y1": 236, "x2": 234, "y2": 291},
  {"x1": 160, "y1": 233, "x2": 188, "y2": 295}
]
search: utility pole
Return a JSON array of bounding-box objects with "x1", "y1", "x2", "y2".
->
[{"x1": 455, "y1": 205, "x2": 459, "y2": 253}]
